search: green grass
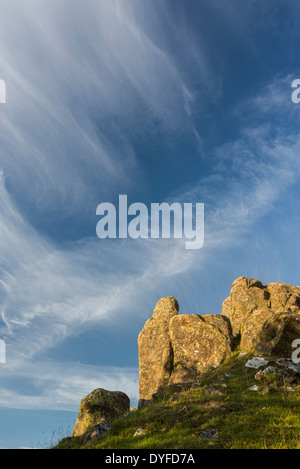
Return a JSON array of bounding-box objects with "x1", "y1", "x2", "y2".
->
[{"x1": 53, "y1": 353, "x2": 300, "y2": 449}]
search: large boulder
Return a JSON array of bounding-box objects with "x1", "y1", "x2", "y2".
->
[
  {"x1": 138, "y1": 296, "x2": 179, "y2": 401},
  {"x1": 169, "y1": 314, "x2": 232, "y2": 384},
  {"x1": 72, "y1": 388, "x2": 130, "y2": 437},
  {"x1": 222, "y1": 277, "x2": 300, "y2": 352}
]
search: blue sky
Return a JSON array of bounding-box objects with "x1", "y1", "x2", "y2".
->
[{"x1": 1, "y1": 0, "x2": 300, "y2": 448}]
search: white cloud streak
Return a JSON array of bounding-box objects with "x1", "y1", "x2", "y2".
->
[
  {"x1": 0, "y1": 359, "x2": 139, "y2": 411},
  {"x1": 0, "y1": 0, "x2": 209, "y2": 216}
]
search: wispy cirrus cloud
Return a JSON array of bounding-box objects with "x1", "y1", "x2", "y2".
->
[
  {"x1": 0, "y1": 358, "x2": 139, "y2": 410},
  {"x1": 0, "y1": 1, "x2": 217, "y2": 396},
  {"x1": 0, "y1": 0, "x2": 212, "y2": 222}
]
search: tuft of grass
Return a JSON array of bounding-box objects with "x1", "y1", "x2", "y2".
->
[
  {"x1": 36, "y1": 424, "x2": 74, "y2": 449},
  {"x1": 53, "y1": 353, "x2": 300, "y2": 450}
]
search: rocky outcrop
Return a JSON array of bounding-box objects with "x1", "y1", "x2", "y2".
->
[
  {"x1": 137, "y1": 296, "x2": 179, "y2": 402},
  {"x1": 63, "y1": 276, "x2": 300, "y2": 449},
  {"x1": 72, "y1": 388, "x2": 130, "y2": 437},
  {"x1": 71, "y1": 276, "x2": 300, "y2": 424},
  {"x1": 138, "y1": 278, "x2": 300, "y2": 403},
  {"x1": 138, "y1": 298, "x2": 232, "y2": 403},
  {"x1": 222, "y1": 277, "x2": 300, "y2": 354}
]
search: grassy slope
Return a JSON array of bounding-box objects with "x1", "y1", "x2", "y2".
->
[{"x1": 54, "y1": 353, "x2": 300, "y2": 449}]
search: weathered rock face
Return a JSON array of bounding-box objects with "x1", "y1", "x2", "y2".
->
[
  {"x1": 267, "y1": 283, "x2": 300, "y2": 314},
  {"x1": 222, "y1": 277, "x2": 268, "y2": 338},
  {"x1": 138, "y1": 298, "x2": 232, "y2": 402},
  {"x1": 222, "y1": 277, "x2": 300, "y2": 354},
  {"x1": 241, "y1": 309, "x2": 273, "y2": 351},
  {"x1": 72, "y1": 388, "x2": 130, "y2": 437},
  {"x1": 169, "y1": 314, "x2": 232, "y2": 384},
  {"x1": 138, "y1": 296, "x2": 179, "y2": 401}
]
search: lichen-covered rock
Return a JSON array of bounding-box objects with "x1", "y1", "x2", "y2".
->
[
  {"x1": 203, "y1": 314, "x2": 233, "y2": 341},
  {"x1": 138, "y1": 296, "x2": 179, "y2": 401},
  {"x1": 255, "y1": 365, "x2": 295, "y2": 387},
  {"x1": 169, "y1": 314, "x2": 232, "y2": 384},
  {"x1": 72, "y1": 388, "x2": 130, "y2": 437},
  {"x1": 222, "y1": 277, "x2": 300, "y2": 351},
  {"x1": 82, "y1": 422, "x2": 110, "y2": 445},
  {"x1": 267, "y1": 283, "x2": 300, "y2": 314},
  {"x1": 240, "y1": 309, "x2": 274, "y2": 350},
  {"x1": 255, "y1": 313, "x2": 300, "y2": 357},
  {"x1": 222, "y1": 277, "x2": 268, "y2": 338}
]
